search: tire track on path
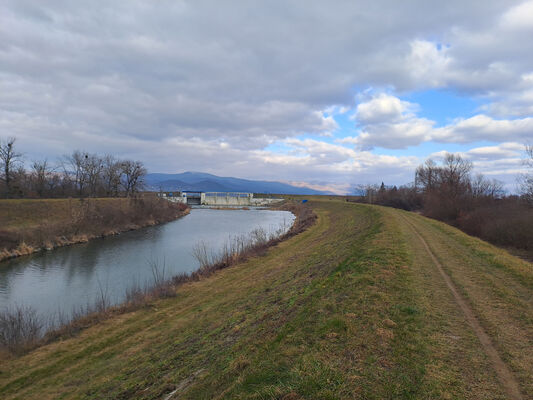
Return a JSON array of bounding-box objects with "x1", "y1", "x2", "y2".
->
[{"x1": 399, "y1": 213, "x2": 523, "y2": 400}]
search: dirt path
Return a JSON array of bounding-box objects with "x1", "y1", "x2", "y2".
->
[
  {"x1": 1, "y1": 200, "x2": 530, "y2": 399},
  {"x1": 400, "y1": 214, "x2": 523, "y2": 400}
]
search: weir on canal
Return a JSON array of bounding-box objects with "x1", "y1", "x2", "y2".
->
[{"x1": 158, "y1": 191, "x2": 283, "y2": 206}]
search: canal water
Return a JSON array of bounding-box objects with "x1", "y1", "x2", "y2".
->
[{"x1": 0, "y1": 208, "x2": 294, "y2": 323}]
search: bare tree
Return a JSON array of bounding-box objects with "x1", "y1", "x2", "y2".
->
[
  {"x1": 359, "y1": 184, "x2": 379, "y2": 204},
  {"x1": 101, "y1": 155, "x2": 122, "y2": 197},
  {"x1": 440, "y1": 153, "x2": 472, "y2": 194},
  {"x1": 84, "y1": 154, "x2": 103, "y2": 197},
  {"x1": 414, "y1": 153, "x2": 473, "y2": 220},
  {"x1": 62, "y1": 151, "x2": 89, "y2": 196},
  {"x1": 471, "y1": 173, "x2": 503, "y2": 199},
  {"x1": 1, "y1": 138, "x2": 152, "y2": 198},
  {"x1": 415, "y1": 159, "x2": 438, "y2": 192},
  {"x1": 121, "y1": 160, "x2": 146, "y2": 197},
  {"x1": 520, "y1": 144, "x2": 533, "y2": 205},
  {"x1": 30, "y1": 160, "x2": 52, "y2": 197},
  {"x1": 0, "y1": 137, "x2": 23, "y2": 197}
]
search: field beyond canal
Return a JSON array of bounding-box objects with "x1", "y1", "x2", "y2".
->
[
  {"x1": 0, "y1": 198, "x2": 531, "y2": 399},
  {"x1": 0, "y1": 197, "x2": 189, "y2": 262}
]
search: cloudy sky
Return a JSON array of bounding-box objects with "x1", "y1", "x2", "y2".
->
[{"x1": 1, "y1": 1, "x2": 532, "y2": 193}]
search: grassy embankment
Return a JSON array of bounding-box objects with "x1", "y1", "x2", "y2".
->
[
  {"x1": 0, "y1": 197, "x2": 189, "y2": 262},
  {"x1": 0, "y1": 199, "x2": 531, "y2": 399}
]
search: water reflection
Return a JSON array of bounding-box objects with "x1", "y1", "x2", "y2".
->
[{"x1": 0, "y1": 209, "x2": 294, "y2": 321}]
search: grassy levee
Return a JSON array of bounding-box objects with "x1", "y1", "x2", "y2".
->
[
  {"x1": 389, "y1": 207, "x2": 533, "y2": 398},
  {"x1": 0, "y1": 199, "x2": 531, "y2": 399}
]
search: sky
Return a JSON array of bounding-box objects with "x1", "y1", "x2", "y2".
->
[{"x1": 1, "y1": 1, "x2": 532, "y2": 194}]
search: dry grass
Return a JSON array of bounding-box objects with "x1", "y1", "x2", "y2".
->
[
  {"x1": 0, "y1": 197, "x2": 189, "y2": 262},
  {"x1": 0, "y1": 199, "x2": 530, "y2": 399}
]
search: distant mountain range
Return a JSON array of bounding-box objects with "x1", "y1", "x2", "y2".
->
[{"x1": 144, "y1": 172, "x2": 331, "y2": 195}]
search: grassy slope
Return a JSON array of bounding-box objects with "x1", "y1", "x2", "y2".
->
[{"x1": 0, "y1": 199, "x2": 531, "y2": 399}]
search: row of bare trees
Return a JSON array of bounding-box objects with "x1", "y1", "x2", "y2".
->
[
  {"x1": 414, "y1": 154, "x2": 504, "y2": 220},
  {"x1": 361, "y1": 154, "x2": 503, "y2": 214},
  {"x1": 0, "y1": 137, "x2": 146, "y2": 198},
  {"x1": 358, "y1": 149, "x2": 533, "y2": 250}
]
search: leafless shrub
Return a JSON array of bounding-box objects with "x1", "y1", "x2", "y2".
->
[
  {"x1": 190, "y1": 207, "x2": 311, "y2": 279},
  {"x1": 95, "y1": 277, "x2": 110, "y2": 313},
  {"x1": 150, "y1": 259, "x2": 166, "y2": 286},
  {"x1": 0, "y1": 305, "x2": 43, "y2": 354},
  {"x1": 192, "y1": 241, "x2": 214, "y2": 269},
  {"x1": 149, "y1": 259, "x2": 176, "y2": 298},
  {"x1": 171, "y1": 272, "x2": 190, "y2": 285},
  {"x1": 125, "y1": 280, "x2": 147, "y2": 307}
]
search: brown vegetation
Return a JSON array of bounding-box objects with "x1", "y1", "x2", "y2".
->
[
  {"x1": 0, "y1": 306, "x2": 42, "y2": 356},
  {"x1": 356, "y1": 152, "x2": 533, "y2": 256},
  {"x1": 0, "y1": 196, "x2": 189, "y2": 262}
]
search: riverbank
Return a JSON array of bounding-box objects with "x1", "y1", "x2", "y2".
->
[
  {"x1": 1, "y1": 199, "x2": 531, "y2": 399},
  {"x1": 0, "y1": 197, "x2": 189, "y2": 263},
  {"x1": 0, "y1": 201, "x2": 307, "y2": 356}
]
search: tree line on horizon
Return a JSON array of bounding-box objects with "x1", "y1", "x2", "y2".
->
[
  {"x1": 0, "y1": 137, "x2": 147, "y2": 199},
  {"x1": 357, "y1": 148, "x2": 533, "y2": 251}
]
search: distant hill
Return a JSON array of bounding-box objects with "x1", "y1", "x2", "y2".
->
[{"x1": 144, "y1": 172, "x2": 330, "y2": 195}]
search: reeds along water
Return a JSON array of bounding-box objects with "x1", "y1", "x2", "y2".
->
[
  {"x1": 0, "y1": 305, "x2": 42, "y2": 356},
  {"x1": 0, "y1": 202, "x2": 315, "y2": 356},
  {"x1": 0, "y1": 228, "x2": 282, "y2": 355}
]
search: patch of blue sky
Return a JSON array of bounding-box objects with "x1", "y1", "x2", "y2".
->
[
  {"x1": 330, "y1": 111, "x2": 357, "y2": 138},
  {"x1": 263, "y1": 141, "x2": 293, "y2": 154},
  {"x1": 268, "y1": 89, "x2": 493, "y2": 157},
  {"x1": 403, "y1": 89, "x2": 487, "y2": 127}
]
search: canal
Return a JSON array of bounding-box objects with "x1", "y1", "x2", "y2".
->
[{"x1": 0, "y1": 208, "x2": 294, "y2": 324}]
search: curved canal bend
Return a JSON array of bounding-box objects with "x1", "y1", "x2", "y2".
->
[{"x1": 0, "y1": 208, "x2": 295, "y2": 323}]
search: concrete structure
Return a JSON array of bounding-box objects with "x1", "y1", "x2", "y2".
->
[
  {"x1": 158, "y1": 191, "x2": 283, "y2": 207},
  {"x1": 157, "y1": 191, "x2": 187, "y2": 204}
]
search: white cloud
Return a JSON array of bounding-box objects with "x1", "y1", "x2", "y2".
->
[
  {"x1": 481, "y1": 72, "x2": 533, "y2": 118},
  {"x1": 0, "y1": 0, "x2": 532, "y2": 190},
  {"x1": 432, "y1": 115, "x2": 533, "y2": 143},
  {"x1": 500, "y1": 1, "x2": 533, "y2": 31},
  {"x1": 349, "y1": 93, "x2": 533, "y2": 150},
  {"x1": 404, "y1": 40, "x2": 452, "y2": 88},
  {"x1": 465, "y1": 142, "x2": 524, "y2": 159},
  {"x1": 354, "y1": 93, "x2": 415, "y2": 124},
  {"x1": 348, "y1": 93, "x2": 434, "y2": 149}
]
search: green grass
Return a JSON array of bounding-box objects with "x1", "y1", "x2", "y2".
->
[{"x1": 0, "y1": 199, "x2": 531, "y2": 399}]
